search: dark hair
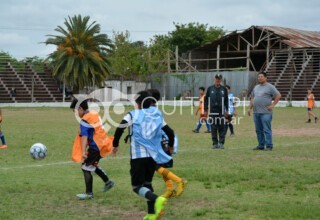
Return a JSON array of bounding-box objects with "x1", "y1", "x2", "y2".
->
[
  {"x1": 259, "y1": 71, "x2": 267, "y2": 77},
  {"x1": 70, "y1": 98, "x2": 88, "y2": 110},
  {"x1": 135, "y1": 90, "x2": 152, "y2": 108},
  {"x1": 225, "y1": 85, "x2": 230, "y2": 90},
  {"x1": 199, "y1": 87, "x2": 205, "y2": 91},
  {"x1": 147, "y1": 89, "x2": 161, "y2": 104},
  {"x1": 215, "y1": 74, "x2": 222, "y2": 80}
]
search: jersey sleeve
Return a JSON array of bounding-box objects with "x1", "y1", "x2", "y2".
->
[{"x1": 79, "y1": 120, "x2": 90, "y2": 137}]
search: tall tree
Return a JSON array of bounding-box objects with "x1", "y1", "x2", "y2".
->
[{"x1": 45, "y1": 15, "x2": 113, "y2": 92}]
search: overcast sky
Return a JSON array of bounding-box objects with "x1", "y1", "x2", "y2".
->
[{"x1": 1, "y1": 0, "x2": 320, "y2": 59}]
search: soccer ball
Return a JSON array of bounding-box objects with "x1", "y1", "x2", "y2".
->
[{"x1": 30, "y1": 143, "x2": 47, "y2": 160}]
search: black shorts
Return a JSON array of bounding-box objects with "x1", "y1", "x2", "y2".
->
[
  {"x1": 156, "y1": 159, "x2": 173, "y2": 169},
  {"x1": 83, "y1": 148, "x2": 101, "y2": 166},
  {"x1": 130, "y1": 157, "x2": 156, "y2": 187}
]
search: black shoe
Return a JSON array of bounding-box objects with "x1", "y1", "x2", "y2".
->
[
  {"x1": 315, "y1": 117, "x2": 318, "y2": 123},
  {"x1": 192, "y1": 129, "x2": 199, "y2": 133},
  {"x1": 204, "y1": 130, "x2": 211, "y2": 133},
  {"x1": 253, "y1": 146, "x2": 264, "y2": 150},
  {"x1": 212, "y1": 144, "x2": 218, "y2": 149},
  {"x1": 265, "y1": 146, "x2": 273, "y2": 151},
  {"x1": 306, "y1": 119, "x2": 311, "y2": 123}
]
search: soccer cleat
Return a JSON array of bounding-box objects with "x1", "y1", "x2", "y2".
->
[
  {"x1": 315, "y1": 117, "x2": 318, "y2": 123},
  {"x1": 161, "y1": 188, "x2": 177, "y2": 198},
  {"x1": 192, "y1": 129, "x2": 199, "y2": 133},
  {"x1": 103, "y1": 180, "x2": 115, "y2": 192},
  {"x1": 0, "y1": 145, "x2": 7, "y2": 149},
  {"x1": 155, "y1": 196, "x2": 167, "y2": 219},
  {"x1": 306, "y1": 119, "x2": 311, "y2": 123},
  {"x1": 176, "y1": 179, "x2": 187, "y2": 197},
  {"x1": 219, "y1": 143, "x2": 224, "y2": 149},
  {"x1": 76, "y1": 193, "x2": 94, "y2": 200},
  {"x1": 143, "y1": 214, "x2": 156, "y2": 220},
  {"x1": 204, "y1": 130, "x2": 211, "y2": 133}
]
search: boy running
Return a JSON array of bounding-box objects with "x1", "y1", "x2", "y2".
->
[
  {"x1": 148, "y1": 89, "x2": 187, "y2": 199},
  {"x1": 112, "y1": 91, "x2": 173, "y2": 220},
  {"x1": 70, "y1": 98, "x2": 115, "y2": 200}
]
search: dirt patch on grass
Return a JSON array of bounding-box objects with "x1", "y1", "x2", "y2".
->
[{"x1": 274, "y1": 128, "x2": 320, "y2": 137}]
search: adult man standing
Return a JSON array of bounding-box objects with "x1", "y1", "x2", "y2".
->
[
  {"x1": 248, "y1": 72, "x2": 281, "y2": 151},
  {"x1": 204, "y1": 74, "x2": 229, "y2": 149}
]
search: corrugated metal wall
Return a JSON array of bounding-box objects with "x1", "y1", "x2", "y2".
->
[{"x1": 151, "y1": 71, "x2": 257, "y2": 100}]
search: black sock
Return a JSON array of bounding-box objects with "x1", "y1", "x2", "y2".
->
[
  {"x1": 82, "y1": 169, "x2": 93, "y2": 193},
  {"x1": 147, "y1": 200, "x2": 155, "y2": 214},
  {"x1": 95, "y1": 166, "x2": 109, "y2": 183},
  {"x1": 229, "y1": 123, "x2": 234, "y2": 134}
]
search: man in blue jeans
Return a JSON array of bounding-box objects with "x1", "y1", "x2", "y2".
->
[{"x1": 247, "y1": 72, "x2": 281, "y2": 151}]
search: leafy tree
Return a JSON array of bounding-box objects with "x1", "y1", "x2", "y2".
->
[
  {"x1": 151, "y1": 22, "x2": 224, "y2": 55},
  {"x1": 109, "y1": 31, "x2": 151, "y2": 80},
  {"x1": 45, "y1": 15, "x2": 113, "y2": 92}
]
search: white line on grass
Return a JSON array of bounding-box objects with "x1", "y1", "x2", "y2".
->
[
  {"x1": 1, "y1": 140, "x2": 318, "y2": 170},
  {"x1": 0, "y1": 156, "x2": 129, "y2": 171}
]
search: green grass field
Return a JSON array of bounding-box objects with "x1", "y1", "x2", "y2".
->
[{"x1": 0, "y1": 106, "x2": 319, "y2": 220}]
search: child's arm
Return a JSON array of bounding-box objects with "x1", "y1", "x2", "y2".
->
[
  {"x1": 0, "y1": 109, "x2": 2, "y2": 123},
  {"x1": 112, "y1": 119, "x2": 129, "y2": 156},
  {"x1": 81, "y1": 136, "x2": 88, "y2": 160},
  {"x1": 162, "y1": 125, "x2": 175, "y2": 154}
]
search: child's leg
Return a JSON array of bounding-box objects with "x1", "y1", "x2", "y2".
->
[
  {"x1": 95, "y1": 166, "x2": 115, "y2": 192},
  {"x1": 95, "y1": 166, "x2": 109, "y2": 182},
  {"x1": 157, "y1": 167, "x2": 181, "y2": 183},
  {"x1": 229, "y1": 123, "x2": 234, "y2": 134},
  {"x1": 0, "y1": 132, "x2": 6, "y2": 145},
  {"x1": 82, "y1": 169, "x2": 93, "y2": 194}
]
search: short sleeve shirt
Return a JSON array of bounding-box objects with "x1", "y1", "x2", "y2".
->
[{"x1": 252, "y1": 83, "x2": 280, "y2": 114}]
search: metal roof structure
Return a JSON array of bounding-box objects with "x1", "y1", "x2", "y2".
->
[{"x1": 257, "y1": 26, "x2": 320, "y2": 48}]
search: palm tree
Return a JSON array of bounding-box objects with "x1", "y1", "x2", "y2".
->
[{"x1": 45, "y1": 15, "x2": 113, "y2": 93}]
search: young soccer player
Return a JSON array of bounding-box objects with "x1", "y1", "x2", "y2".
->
[
  {"x1": 225, "y1": 85, "x2": 237, "y2": 136},
  {"x1": 148, "y1": 89, "x2": 187, "y2": 199},
  {"x1": 70, "y1": 98, "x2": 115, "y2": 200},
  {"x1": 306, "y1": 88, "x2": 318, "y2": 123},
  {"x1": 193, "y1": 87, "x2": 211, "y2": 133},
  {"x1": 0, "y1": 108, "x2": 7, "y2": 149},
  {"x1": 112, "y1": 91, "x2": 173, "y2": 220}
]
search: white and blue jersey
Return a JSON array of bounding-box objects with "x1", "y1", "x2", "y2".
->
[
  {"x1": 228, "y1": 93, "x2": 235, "y2": 115},
  {"x1": 123, "y1": 106, "x2": 172, "y2": 164}
]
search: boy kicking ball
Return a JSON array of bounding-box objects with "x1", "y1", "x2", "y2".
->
[{"x1": 70, "y1": 98, "x2": 115, "y2": 200}]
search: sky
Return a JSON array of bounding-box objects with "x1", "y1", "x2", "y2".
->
[{"x1": 1, "y1": 0, "x2": 320, "y2": 60}]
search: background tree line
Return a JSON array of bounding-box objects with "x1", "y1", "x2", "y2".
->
[{"x1": 1, "y1": 15, "x2": 224, "y2": 92}]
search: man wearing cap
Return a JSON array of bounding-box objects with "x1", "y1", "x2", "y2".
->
[{"x1": 204, "y1": 74, "x2": 229, "y2": 149}]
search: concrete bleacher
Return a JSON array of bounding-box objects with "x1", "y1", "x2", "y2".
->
[
  {"x1": 0, "y1": 58, "x2": 67, "y2": 103},
  {"x1": 264, "y1": 49, "x2": 320, "y2": 101}
]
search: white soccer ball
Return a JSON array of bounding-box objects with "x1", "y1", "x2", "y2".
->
[{"x1": 30, "y1": 143, "x2": 47, "y2": 160}]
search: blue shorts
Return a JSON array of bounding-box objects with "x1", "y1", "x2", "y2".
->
[{"x1": 307, "y1": 108, "x2": 313, "y2": 111}]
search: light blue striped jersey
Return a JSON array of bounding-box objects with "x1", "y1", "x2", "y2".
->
[
  {"x1": 123, "y1": 106, "x2": 172, "y2": 164},
  {"x1": 228, "y1": 93, "x2": 235, "y2": 115}
]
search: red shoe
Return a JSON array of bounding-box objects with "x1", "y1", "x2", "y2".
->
[{"x1": 0, "y1": 145, "x2": 7, "y2": 149}]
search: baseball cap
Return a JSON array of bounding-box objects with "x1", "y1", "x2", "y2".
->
[{"x1": 215, "y1": 74, "x2": 222, "y2": 80}]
